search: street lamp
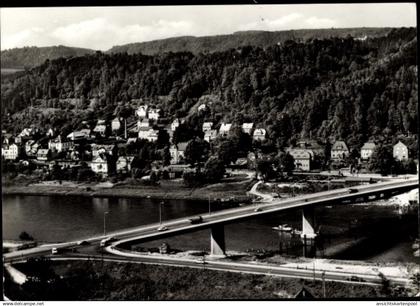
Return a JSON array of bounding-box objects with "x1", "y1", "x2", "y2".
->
[
  {"x1": 103, "y1": 211, "x2": 109, "y2": 236},
  {"x1": 208, "y1": 195, "x2": 211, "y2": 215},
  {"x1": 159, "y1": 201, "x2": 164, "y2": 224}
]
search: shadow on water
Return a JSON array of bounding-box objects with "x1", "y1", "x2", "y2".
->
[{"x1": 328, "y1": 214, "x2": 418, "y2": 261}]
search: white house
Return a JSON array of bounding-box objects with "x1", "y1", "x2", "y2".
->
[
  {"x1": 148, "y1": 108, "x2": 161, "y2": 121},
  {"x1": 112, "y1": 117, "x2": 121, "y2": 132},
  {"x1": 67, "y1": 129, "x2": 92, "y2": 141},
  {"x1": 147, "y1": 129, "x2": 159, "y2": 142},
  {"x1": 138, "y1": 127, "x2": 159, "y2": 142},
  {"x1": 46, "y1": 128, "x2": 56, "y2": 138},
  {"x1": 204, "y1": 130, "x2": 218, "y2": 143},
  {"x1": 19, "y1": 128, "x2": 35, "y2": 138},
  {"x1": 116, "y1": 156, "x2": 136, "y2": 173},
  {"x1": 93, "y1": 120, "x2": 107, "y2": 137},
  {"x1": 90, "y1": 155, "x2": 110, "y2": 176},
  {"x1": 1, "y1": 144, "x2": 20, "y2": 160},
  {"x1": 25, "y1": 140, "x2": 40, "y2": 156},
  {"x1": 171, "y1": 119, "x2": 180, "y2": 132},
  {"x1": 136, "y1": 105, "x2": 148, "y2": 118},
  {"x1": 48, "y1": 135, "x2": 72, "y2": 153},
  {"x1": 91, "y1": 144, "x2": 117, "y2": 157},
  {"x1": 242, "y1": 123, "x2": 254, "y2": 134},
  {"x1": 36, "y1": 149, "x2": 50, "y2": 161},
  {"x1": 138, "y1": 119, "x2": 150, "y2": 129},
  {"x1": 253, "y1": 128, "x2": 266, "y2": 141},
  {"x1": 331, "y1": 141, "x2": 349, "y2": 160},
  {"x1": 202, "y1": 122, "x2": 213, "y2": 132},
  {"x1": 287, "y1": 148, "x2": 314, "y2": 171},
  {"x1": 393, "y1": 141, "x2": 409, "y2": 161},
  {"x1": 361, "y1": 142, "x2": 376, "y2": 160},
  {"x1": 219, "y1": 123, "x2": 232, "y2": 137},
  {"x1": 170, "y1": 142, "x2": 189, "y2": 164}
]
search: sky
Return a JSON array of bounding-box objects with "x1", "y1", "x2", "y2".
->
[{"x1": 0, "y1": 3, "x2": 417, "y2": 51}]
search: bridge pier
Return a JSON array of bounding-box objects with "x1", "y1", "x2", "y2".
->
[
  {"x1": 301, "y1": 207, "x2": 317, "y2": 257},
  {"x1": 210, "y1": 225, "x2": 226, "y2": 256}
]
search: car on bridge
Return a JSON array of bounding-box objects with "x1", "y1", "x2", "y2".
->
[
  {"x1": 348, "y1": 188, "x2": 359, "y2": 194},
  {"x1": 51, "y1": 247, "x2": 58, "y2": 255},
  {"x1": 348, "y1": 275, "x2": 365, "y2": 282},
  {"x1": 100, "y1": 236, "x2": 116, "y2": 247},
  {"x1": 77, "y1": 240, "x2": 90, "y2": 246},
  {"x1": 189, "y1": 216, "x2": 203, "y2": 224},
  {"x1": 157, "y1": 226, "x2": 168, "y2": 232},
  {"x1": 254, "y1": 207, "x2": 262, "y2": 212}
]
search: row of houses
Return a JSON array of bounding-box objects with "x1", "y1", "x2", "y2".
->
[{"x1": 286, "y1": 140, "x2": 410, "y2": 171}]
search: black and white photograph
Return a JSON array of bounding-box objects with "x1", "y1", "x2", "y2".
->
[{"x1": 1, "y1": 2, "x2": 419, "y2": 301}]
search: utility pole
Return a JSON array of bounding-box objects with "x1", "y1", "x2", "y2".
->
[
  {"x1": 208, "y1": 195, "x2": 211, "y2": 215},
  {"x1": 103, "y1": 211, "x2": 109, "y2": 236},
  {"x1": 313, "y1": 261, "x2": 316, "y2": 282},
  {"x1": 159, "y1": 201, "x2": 164, "y2": 224}
]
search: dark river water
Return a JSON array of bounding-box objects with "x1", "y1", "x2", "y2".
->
[{"x1": 2, "y1": 194, "x2": 419, "y2": 263}]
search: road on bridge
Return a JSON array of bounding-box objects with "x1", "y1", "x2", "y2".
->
[{"x1": 3, "y1": 178, "x2": 418, "y2": 262}]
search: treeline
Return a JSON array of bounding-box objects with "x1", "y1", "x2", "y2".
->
[
  {"x1": 1, "y1": 28, "x2": 417, "y2": 151},
  {"x1": 107, "y1": 27, "x2": 394, "y2": 55},
  {"x1": 1, "y1": 45, "x2": 95, "y2": 69}
]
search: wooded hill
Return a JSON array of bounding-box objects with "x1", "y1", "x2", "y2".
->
[
  {"x1": 1, "y1": 45, "x2": 95, "y2": 69},
  {"x1": 1, "y1": 27, "x2": 417, "y2": 152},
  {"x1": 1, "y1": 27, "x2": 395, "y2": 69}
]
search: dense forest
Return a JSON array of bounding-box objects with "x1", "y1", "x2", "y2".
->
[
  {"x1": 1, "y1": 45, "x2": 95, "y2": 69},
  {"x1": 1, "y1": 28, "x2": 395, "y2": 69},
  {"x1": 1, "y1": 27, "x2": 417, "y2": 152}
]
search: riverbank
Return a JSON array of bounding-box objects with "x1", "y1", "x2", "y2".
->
[{"x1": 2, "y1": 178, "x2": 256, "y2": 202}]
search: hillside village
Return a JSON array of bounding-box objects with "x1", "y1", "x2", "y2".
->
[{"x1": 1, "y1": 99, "x2": 417, "y2": 185}]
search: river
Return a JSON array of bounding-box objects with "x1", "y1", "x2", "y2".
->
[{"x1": 2, "y1": 194, "x2": 419, "y2": 263}]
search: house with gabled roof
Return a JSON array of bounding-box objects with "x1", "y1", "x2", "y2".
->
[
  {"x1": 171, "y1": 119, "x2": 180, "y2": 132},
  {"x1": 287, "y1": 148, "x2": 314, "y2": 171},
  {"x1": 361, "y1": 142, "x2": 376, "y2": 160},
  {"x1": 116, "y1": 155, "x2": 136, "y2": 173},
  {"x1": 112, "y1": 117, "x2": 122, "y2": 132},
  {"x1": 253, "y1": 128, "x2": 267, "y2": 141},
  {"x1": 170, "y1": 142, "x2": 189, "y2": 164},
  {"x1": 1, "y1": 143, "x2": 20, "y2": 160},
  {"x1": 136, "y1": 105, "x2": 148, "y2": 118},
  {"x1": 36, "y1": 148, "x2": 51, "y2": 161},
  {"x1": 393, "y1": 141, "x2": 408, "y2": 161},
  {"x1": 48, "y1": 135, "x2": 72, "y2": 153},
  {"x1": 202, "y1": 122, "x2": 213, "y2": 132},
  {"x1": 90, "y1": 154, "x2": 115, "y2": 177},
  {"x1": 148, "y1": 108, "x2": 161, "y2": 121},
  {"x1": 91, "y1": 144, "x2": 117, "y2": 158},
  {"x1": 204, "y1": 130, "x2": 218, "y2": 143},
  {"x1": 242, "y1": 123, "x2": 254, "y2": 134},
  {"x1": 219, "y1": 123, "x2": 232, "y2": 137},
  {"x1": 331, "y1": 141, "x2": 349, "y2": 160}
]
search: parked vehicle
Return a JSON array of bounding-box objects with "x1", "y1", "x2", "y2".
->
[
  {"x1": 77, "y1": 240, "x2": 90, "y2": 246},
  {"x1": 189, "y1": 216, "x2": 203, "y2": 224},
  {"x1": 348, "y1": 188, "x2": 359, "y2": 194}
]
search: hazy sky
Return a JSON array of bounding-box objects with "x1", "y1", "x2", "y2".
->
[{"x1": 1, "y1": 3, "x2": 416, "y2": 51}]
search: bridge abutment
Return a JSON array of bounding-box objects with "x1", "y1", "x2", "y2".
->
[
  {"x1": 210, "y1": 225, "x2": 226, "y2": 256},
  {"x1": 301, "y1": 207, "x2": 317, "y2": 257}
]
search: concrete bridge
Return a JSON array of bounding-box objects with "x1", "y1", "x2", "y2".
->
[
  {"x1": 110, "y1": 178, "x2": 418, "y2": 257},
  {"x1": 3, "y1": 178, "x2": 418, "y2": 261}
]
